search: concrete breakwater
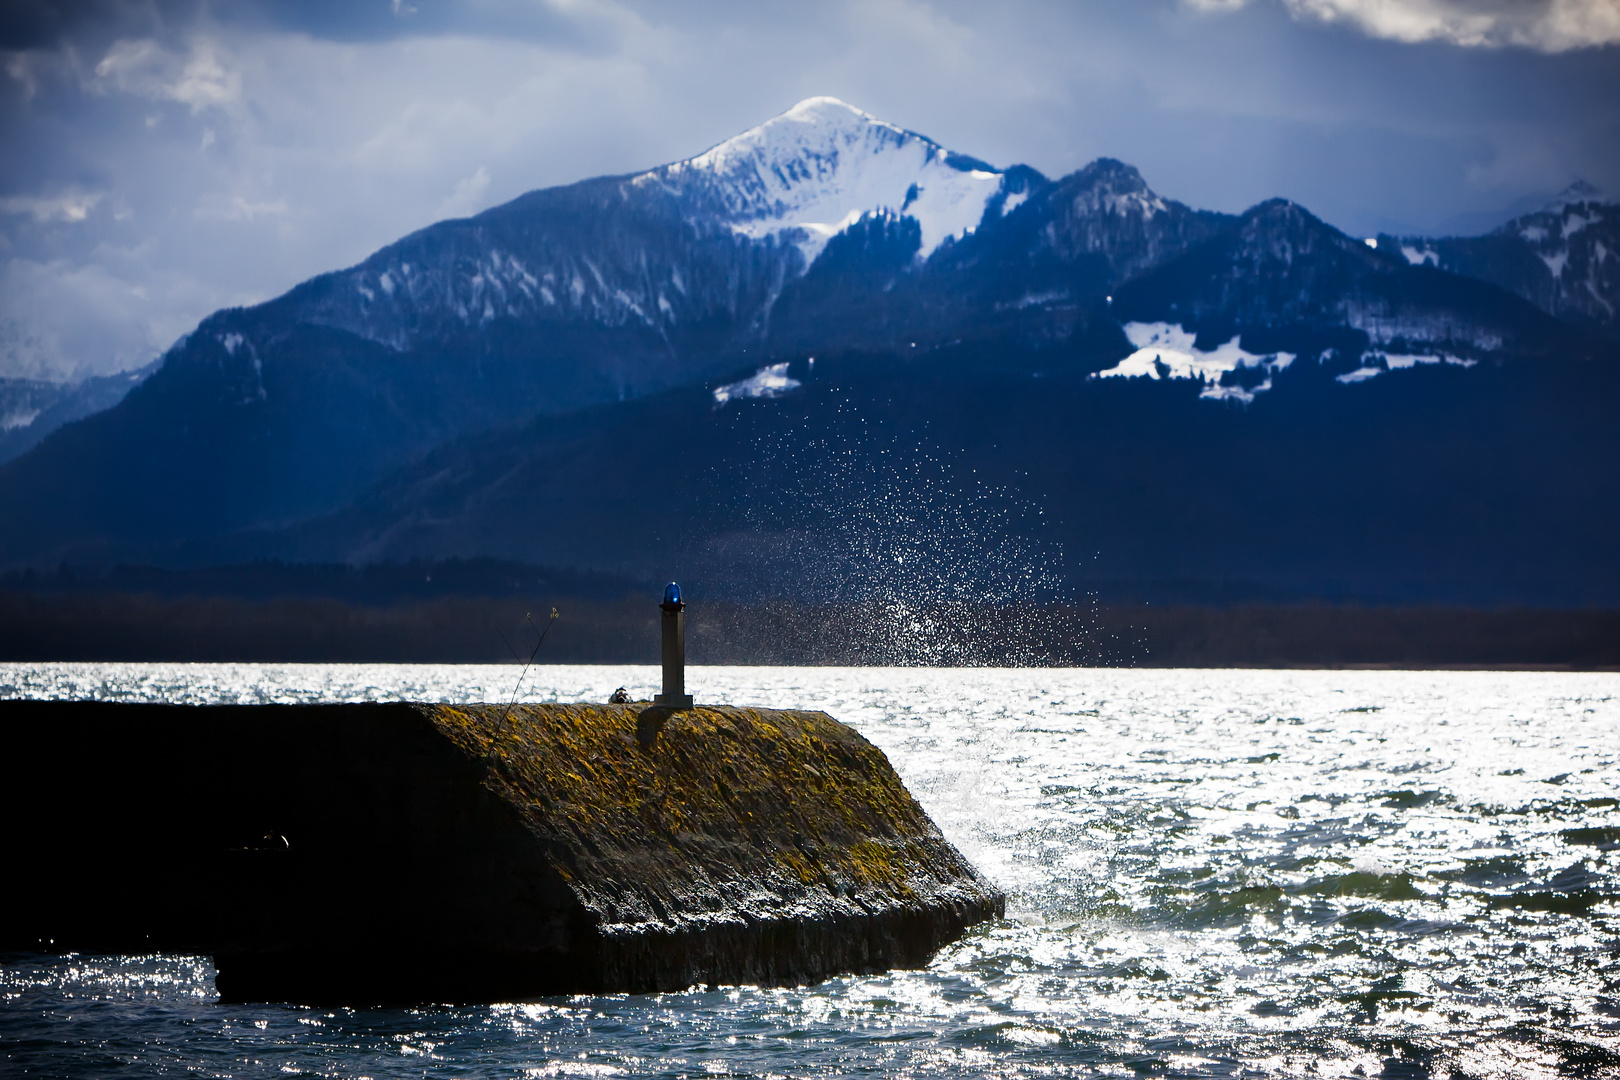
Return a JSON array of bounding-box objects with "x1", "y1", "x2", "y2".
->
[{"x1": 5, "y1": 699, "x2": 1003, "y2": 1003}]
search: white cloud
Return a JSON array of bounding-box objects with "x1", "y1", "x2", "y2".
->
[
  {"x1": 93, "y1": 36, "x2": 243, "y2": 113},
  {"x1": 1191, "y1": 0, "x2": 1620, "y2": 50},
  {"x1": 439, "y1": 166, "x2": 492, "y2": 219},
  {"x1": 6, "y1": 52, "x2": 42, "y2": 99},
  {"x1": 0, "y1": 24, "x2": 691, "y2": 380},
  {"x1": 0, "y1": 191, "x2": 104, "y2": 223},
  {"x1": 0, "y1": 256, "x2": 184, "y2": 381},
  {"x1": 194, "y1": 195, "x2": 290, "y2": 222}
]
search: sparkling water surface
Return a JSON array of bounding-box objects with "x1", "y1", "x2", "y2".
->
[{"x1": 3, "y1": 664, "x2": 1617, "y2": 1079}]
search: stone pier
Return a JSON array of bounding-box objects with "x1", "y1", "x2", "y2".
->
[{"x1": 4, "y1": 699, "x2": 1002, "y2": 1003}]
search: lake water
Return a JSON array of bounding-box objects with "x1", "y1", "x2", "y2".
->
[{"x1": 3, "y1": 664, "x2": 1618, "y2": 1079}]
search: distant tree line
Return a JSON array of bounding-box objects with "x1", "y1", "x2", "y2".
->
[{"x1": 1, "y1": 586, "x2": 1616, "y2": 668}]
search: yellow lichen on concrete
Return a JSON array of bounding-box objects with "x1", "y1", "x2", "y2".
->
[{"x1": 419, "y1": 702, "x2": 965, "y2": 928}]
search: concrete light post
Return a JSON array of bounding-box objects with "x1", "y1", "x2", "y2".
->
[{"x1": 653, "y1": 582, "x2": 694, "y2": 709}]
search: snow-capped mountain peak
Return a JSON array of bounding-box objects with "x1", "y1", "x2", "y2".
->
[
  {"x1": 649, "y1": 96, "x2": 1008, "y2": 263},
  {"x1": 681, "y1": 97, "x2": 897, "y2": 175}
]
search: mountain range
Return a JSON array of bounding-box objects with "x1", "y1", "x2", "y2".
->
[{"x1": 2, "y1": 98, "x2": 1616, "y2": 607}]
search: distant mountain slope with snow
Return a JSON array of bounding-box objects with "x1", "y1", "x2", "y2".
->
[
  {"x1": 1385, "y1": 188, "x2": 1619, "y2": 339},
  {"x1": 0, "y1": 97, "x2": 1610, "y2": 582},
  {"x1": 284, "y1": 97, "x2": 1029, "y2": 369},
  {"x1": 0, "y1": 98, "x2": 1053, "y2": 564},
  {"x1": 1099, "y1": 199, "x2": 1589, "y2": 401},
  {"x1": 0, "y1": 362, "x2": 157, "y2": 465},
  {"x1": 762, "y1": 156, "x2": 1234, "y2": 356}
]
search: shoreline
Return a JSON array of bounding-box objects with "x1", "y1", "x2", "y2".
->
[{"x1": 2, "y1": 590, "x2": 1618, "y2": 669}]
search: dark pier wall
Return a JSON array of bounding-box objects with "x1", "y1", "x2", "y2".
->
[{"x1": 3, "y1": 700, "x2": 1002, "y2": 1003}]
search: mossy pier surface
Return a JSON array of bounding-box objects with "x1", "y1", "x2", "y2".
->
[{"x1": 4, "y1": 700, "x2": 1003, "y2": 1003}]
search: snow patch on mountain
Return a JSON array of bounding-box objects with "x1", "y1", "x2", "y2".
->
[
  {"x1": 1109, "y1": 188, "x2": 1168, "y2": 219},
  {"x1": 1344, "y1": 309, "x2": 1503, "y2": 352},
  {"x1": 1, "y1": 406, "x2": 41, "y2": 432},
  {"x1": 999, "y1": 289, "x2": 1069, "y2": 311},
  {"x1": 339, "y1": 242, "x2": 692, "y2": 350},
  {"x1": 1097, "y1": 322, "x2": 1294, "y2": 403},
  {"x1": 713, "y1": 362, "x2": 801, "y2": 406},
  {"x1": 1563, "y1": 212, "x2": 1598, "y2": 238},
  {"x1": 1589, "y1": 282, "x2": 1614, "y2": 314},
  {"x1": 654, "y1": 97, "x2": 1005, "y2": 264},
  {"x1": 1335, "y1": 351, "x2": 1476, "y2": 384},
  {"x1": 1385, "y1": 352, "x2": 1475, "y2": 369}
]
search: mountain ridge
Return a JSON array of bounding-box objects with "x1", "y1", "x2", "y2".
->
[
  {"x1": 0, "y1": 97, "x2": 1613, "y2": 607},
  {"x1": 1383, "y1": 192, "x2": 1619, "y2": 339}
]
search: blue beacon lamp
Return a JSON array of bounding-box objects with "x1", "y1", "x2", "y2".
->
[{"x1": 654, "y1": 582, "x2": 694, "y2": 709}]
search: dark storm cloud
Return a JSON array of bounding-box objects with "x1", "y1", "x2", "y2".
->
[
  {"x1": 2, "y1": 0, "x2": 1616, "y2": 381},
  {"x1": 1, "y1": 0, "x2": 639, "y2": 48}
]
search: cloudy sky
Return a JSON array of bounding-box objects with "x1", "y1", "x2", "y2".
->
[{"x1": 2, "y1": 0, "x2": 1617, "y2": 382}]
